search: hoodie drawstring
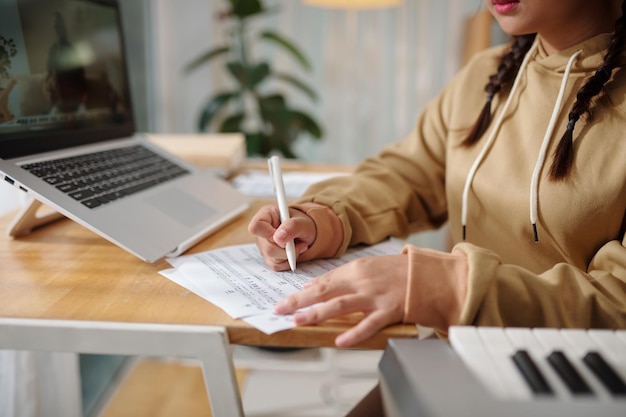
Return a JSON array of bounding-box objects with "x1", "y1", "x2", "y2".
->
[
  {"x1": 529, "y1": 49, "x2": 582, "y2": 241},
  {"x1": 461, "y1": 43, "x2": 582, "y2": 242},
  {"x1": 461, "y1": 40, "x2": 539, "y2": 240}
]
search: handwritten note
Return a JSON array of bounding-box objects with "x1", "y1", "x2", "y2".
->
[{"x1": 159, "y1": 240, "x2": 403, "y2": 334}]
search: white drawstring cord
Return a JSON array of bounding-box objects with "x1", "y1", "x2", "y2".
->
[
  {"x1": 461, "y1": 41, "x2": 539, "y2": 240},
  {"x1": 529, "y1": 49, "x2": 582, "y2": 241}
]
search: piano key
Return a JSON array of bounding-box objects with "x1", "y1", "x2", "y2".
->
[
  {"x1": 512, "y1": 350, "x2": 554, "y2": 395},
  {"x1": 477, "y1": 327, "x2": 534, "y2": 400},
  {"x1": 505, "y1": 328, "x2": 571, "y2": 398},
  {"x1": 561, "y1": 329, "x2": 626, "y2": 397},
  {"x1": 547, "y1": 351, "x2": 593, "y2": 395},
  {"x1": 534, "y1": 328, "x2": 609, "y2": 399},
  {"x1": 583, "y1": 352, "x2": 626, "y2": 396},
  {"x1": 588, "y1": 330, "x2": 626, "y2": 382},
  {"x1": 560, "y1": 329, "x2": 597, "y2": 356},
  {"x1": 616, "y1": 330, "x2": 626, "y2": 351},
  {"x1": 449, "y1": 326, "x2": 510, "y2": 399}
]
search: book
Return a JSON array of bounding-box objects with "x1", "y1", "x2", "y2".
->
[{"x1": 147, "y1": 133, "x2": 246, "y2": 176}]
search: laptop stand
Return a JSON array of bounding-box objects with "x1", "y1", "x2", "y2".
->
[{"x1": 7, "y1": 197, "x2": 65, "y2": 237}]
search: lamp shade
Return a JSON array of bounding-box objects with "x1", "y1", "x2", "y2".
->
[{"x1": 303, "y1": 0, "x2": 403, "y2": 9}]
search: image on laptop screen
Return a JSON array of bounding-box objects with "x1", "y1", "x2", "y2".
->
[{"x1": 0, "y1": 0, "x2": 133, "y2": 156}]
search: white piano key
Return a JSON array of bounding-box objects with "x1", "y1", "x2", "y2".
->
[
  {"x1": 505, "y1": 327, "x2": 570, "y2": 399},
  {"x1": 478, "y1": 327, "x2": 533, "y2": 400},
  {"x1": 589, "y1": 329, "x2": 626, "y2": 383},
  {"x1": 616, "y1": 330, "x2": 626, "y2": 351},
  {"x1": 449, "y1": 326, "x2": 510, "y2": 399},
  {"x1": 534, "y1": 328, "x2": 610, "y2": 400},
  {"x1": 560, "y1": 329, "x2": 598, "y2": 356}
]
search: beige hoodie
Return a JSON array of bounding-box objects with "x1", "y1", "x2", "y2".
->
[{"x1": 295, "y1": 33, "x2": 626, "y2": 333}]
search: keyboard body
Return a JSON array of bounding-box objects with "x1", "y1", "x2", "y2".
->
[{"x1": 379, "y1": 326, "x2": 626, "y2": 417}]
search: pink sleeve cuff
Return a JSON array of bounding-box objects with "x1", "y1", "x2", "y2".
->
[{"x1": 401, "y1": 245, "x2": 469, "y2": 332}]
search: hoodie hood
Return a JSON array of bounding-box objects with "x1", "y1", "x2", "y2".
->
[{"x1": 533, "y1": 33, "x2": 613, "y2": 72}]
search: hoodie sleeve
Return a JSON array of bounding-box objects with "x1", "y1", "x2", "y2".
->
[
  {"x1": 454, "y1": 231, "x2": 626, "y2": 330},
  {"x1": 294, "y1": 92, "x2": 451, "y2": 257}
]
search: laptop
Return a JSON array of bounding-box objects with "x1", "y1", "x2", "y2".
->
[{"x1": 0, "y1": 0, "x2": 250, "y2": 262}]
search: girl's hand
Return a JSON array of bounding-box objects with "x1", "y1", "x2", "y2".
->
[
  {"x1": 274, "y1": 254, "x2": 408, "y2": 347},
  {"x1": 248, "y1": 204, "x2": 316, "y2": 271}
]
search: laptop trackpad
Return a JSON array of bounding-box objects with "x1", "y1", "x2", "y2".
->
[{"x1": 145, "y1": 188, "x2": 216, "y2": 228}]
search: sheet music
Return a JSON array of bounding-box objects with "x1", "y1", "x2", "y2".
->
[{"x1": 159, "y1": 240, "x2": 403, "y2": 334}]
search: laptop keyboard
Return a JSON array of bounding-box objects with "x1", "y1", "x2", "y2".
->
[{"x1": 21, "y1": 145, "x2": 190, "y2": 209}]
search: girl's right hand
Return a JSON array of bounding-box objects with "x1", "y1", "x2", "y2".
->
[{"x1": 248, "y1": 204, "x2": 317, "y2": 271}]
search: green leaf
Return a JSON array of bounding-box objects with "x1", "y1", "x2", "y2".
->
[
  {"x1": 245, "y1": 132, "x2": 272, "y2": 156},
  {"x1": 290, "y1": 110, "x2": 323, "y2": 139},
  {"x1": 219, "y1": 113, "x2": 245, "y2": 132},
  {"x1": 258, "y1": 94, "x2": 287, "y2": 110},
  {"x1": 248, "y1": 62, "x2": 270, "y2": 88},
  {"x1": 226, "y1": 61, "x2": 270, "y2": 89},
  {"x1": 198, "y1": 91, "x2": 239, "y2": 131},
  {"x1": 260, "y1": 30, "x2": 311, "y2": 71},
  {"x1": 184, "y1": 46, "x2": 230, "y2": 74},
  {"x1": 228, "y1": 0, "x2": 265, "y2": 19},
  {"x1": 226, "y1": 62, "x2": 245, "y2": 84},
  {"x1": 272, "y1": 72, "x2": 318, "y2": 102}
]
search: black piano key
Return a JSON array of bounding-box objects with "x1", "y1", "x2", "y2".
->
[
  {"x1": 512, "y1": 350, "x2": 554, "y2": 395},
  {"x1": 583, "y1": 351, "x2": 626, "y2": 396},
  {"x1": 547, "y1": 350, "x2": 593, "y2": 395}
]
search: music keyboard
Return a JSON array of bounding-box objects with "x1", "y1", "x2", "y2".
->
[{"x1": 379, "y1": 326, "x2": 626, "y2": 417}]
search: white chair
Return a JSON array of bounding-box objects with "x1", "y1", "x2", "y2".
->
[{"x1": 0, "y1": 318, "x2": 244, "y2": 417}]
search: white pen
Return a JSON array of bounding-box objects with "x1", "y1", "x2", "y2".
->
[{"x1": 268, "y1": 156, "x2": 297, "y2": 271}]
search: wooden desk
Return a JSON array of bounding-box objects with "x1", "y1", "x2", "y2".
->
[
  {"x1": 0, "y1": 199, "x2": 417, "y2": 350},
  {"x1": 0, "y1": 164, "x2": 417, "y2": 415}
]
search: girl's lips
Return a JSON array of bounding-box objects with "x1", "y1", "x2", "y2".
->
[{"x1": 493, "y1": 0, "x2": 519, "y2": 14}]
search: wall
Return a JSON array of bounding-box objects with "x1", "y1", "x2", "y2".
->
[{"x1": 150, "y1": 0, "x2": 495, "y2": 165}]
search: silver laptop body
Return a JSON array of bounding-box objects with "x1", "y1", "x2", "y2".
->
[{"x1": 0, "y1": 0, "x2": 250, "y2": 262}]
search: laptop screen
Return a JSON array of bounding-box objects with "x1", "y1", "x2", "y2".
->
[{"x1": 0, "y1": 0, "x2": 134, "y2": 159}]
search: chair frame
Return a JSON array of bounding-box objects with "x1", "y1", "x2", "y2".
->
[{"x1": 0, "y1": 318, "x2": 244, "y2": 417}]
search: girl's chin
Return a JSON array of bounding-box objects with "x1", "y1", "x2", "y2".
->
[{"x1": 493, "y1": 18, "x2": 534, "y2": 37}]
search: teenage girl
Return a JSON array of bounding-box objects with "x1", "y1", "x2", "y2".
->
[{"x1": 248, "y1": 0, "x2": 626, "y2": 349}]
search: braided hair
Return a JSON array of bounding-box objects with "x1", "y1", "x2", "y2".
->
[{"x1": 463, "y1": 2, "x2": 626, "y2": 180}]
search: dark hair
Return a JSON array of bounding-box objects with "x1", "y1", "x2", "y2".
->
[{"x1": 463, "y1": 2, "x2": 626, "y2": 180}]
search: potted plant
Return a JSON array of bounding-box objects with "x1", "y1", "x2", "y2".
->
[{"x1": 185, "y1": 0, "x2": 323, "y2": 158}]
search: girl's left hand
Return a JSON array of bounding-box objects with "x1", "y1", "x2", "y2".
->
[{"x1": 274, "y1": 254, "x2": 408, "y2": 347}]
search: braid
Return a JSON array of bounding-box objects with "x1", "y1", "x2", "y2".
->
[
  {"x1": 463, "y1": 34, "x2": 536, "y2": 146},
  {"x1": 550, "y1": 1, "x2": 626, "y2": 180}
]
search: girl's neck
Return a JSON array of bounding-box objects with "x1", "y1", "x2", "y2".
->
[{"x1": 539, "y1": 5, "x2": 621, "y2": 55}]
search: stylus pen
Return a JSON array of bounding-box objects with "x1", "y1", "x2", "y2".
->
[{"x1": 268, "y1": 156, "x2": 297, "y2": 271}]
